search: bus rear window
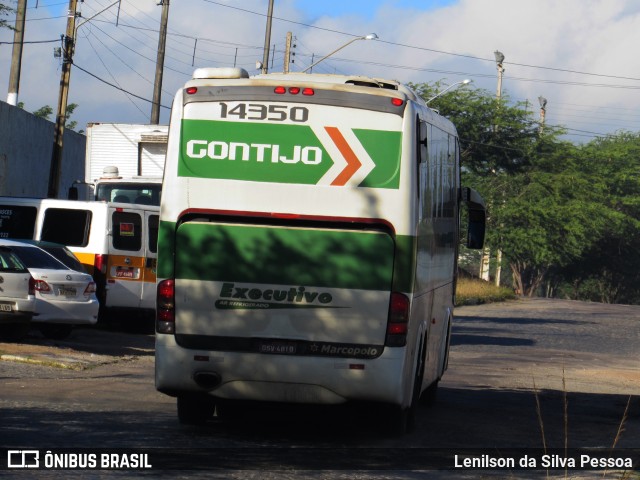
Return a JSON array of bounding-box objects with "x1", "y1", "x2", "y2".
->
[
  {"x1": 41, "y1": 208, "x2": 92, "y2": 247},
  {"x1": 0, "y1": 205, "x2": 37, "y2": 239}
]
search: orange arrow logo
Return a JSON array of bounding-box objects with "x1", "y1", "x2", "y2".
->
[{"x1": 324, "y1": 126, "x2": 362, "y2": 186}]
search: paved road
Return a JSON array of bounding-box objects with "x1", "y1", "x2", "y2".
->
[{"x1": 0, "y1": 298, "x2": 638, "y2": 479}]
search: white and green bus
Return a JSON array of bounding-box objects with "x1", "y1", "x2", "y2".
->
[{"x1": 155, "y1": 68, "x2": 486, "y2": 433}]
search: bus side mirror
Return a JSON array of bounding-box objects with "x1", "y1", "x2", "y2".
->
[{"x1": 461, "y1": 187, "x2": 486, "y2": 250}]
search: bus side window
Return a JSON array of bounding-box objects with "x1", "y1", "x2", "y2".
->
[{"x1": 417, "y1": 120, "x2": 428, "y2": 200}]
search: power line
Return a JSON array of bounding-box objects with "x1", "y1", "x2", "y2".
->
[
  {"x1": 0, "y1": 38, "x2": 59, "y2": 45},
  {"x1": 72, "y1": 61, "x2": 171, "y2": 109}
]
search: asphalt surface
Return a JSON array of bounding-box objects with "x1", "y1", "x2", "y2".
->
[{"x1": 0, "y1": 298, "x2": 638, "y2": 479}]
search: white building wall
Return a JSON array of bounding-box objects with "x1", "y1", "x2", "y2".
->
[{"x1": 85, "y1": 123, "x2": 168, "y2": 182}]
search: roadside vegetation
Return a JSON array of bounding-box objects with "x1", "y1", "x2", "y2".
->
[{"x1": 455, "y1": 277, "x2": 516, "y2": 306}]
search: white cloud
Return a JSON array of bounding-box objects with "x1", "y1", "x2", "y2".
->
[{"x1": 1, "y1": 0, "x2": 639, "y2": 140}]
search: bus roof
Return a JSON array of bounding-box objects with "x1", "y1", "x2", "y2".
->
[{"x1": 187, "y1": 68, "x2": 422, "y2": 105}]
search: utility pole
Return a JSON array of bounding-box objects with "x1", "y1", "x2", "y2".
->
[
  {"x1": 261, "y1": 0, "x2": 274, "y2": 74},
  {"x1": 150, "y1": 0, "x2": 170, "y2": 124},
  {"x1": 47, "y1": 0, "x2": 78, "y2": 198},
  {"x1": 7, "y1": 0, "x2": 27, "y2": 106},
  {"x1": 482, "y1": 50, "x2": 505, "y2": 283},
  {"x1": 283, "y1": 32, "x2": 292, "y2": 73}
]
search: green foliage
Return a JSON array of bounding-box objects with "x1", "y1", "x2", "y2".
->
[
  {"x1": 0, "y1": 1, "x2": 12, "y2": 30},
  {"x1": 32, "y1": 105, "x2": 54, "y2": 119},
  {"x1": 411, "y1": 81, "x2": 640, "y2": 303},
  {"x1": 22, "y1": 103, "x2": 82, "y2": 132}
]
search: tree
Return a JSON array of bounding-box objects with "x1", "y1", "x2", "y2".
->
[
  {"x1": 0, "y1": 1, "x2": 12, "y2": 30},
  {"x1": 410, "y1": 81, "x2": 610, "y2": 296},
  {"x1": 554, "y1": 133, "x2": 640, "y2": 303},
  {"x1": 18, "y1": 102, "x2": 82, "y2": 133}
]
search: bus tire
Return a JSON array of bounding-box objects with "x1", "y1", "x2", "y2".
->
[
  {"x1": 386, "y1": 405, "x2": 412, "y2": 436},
  {"x1": 177, "y1": 394, "x2": 216, "y2": 425},
  {"x1": 420, "y1": 379, "x2": 439, "y2": 407},
  {"x1": 385, "y1": 336, "x2": 426, "y2": 435}
]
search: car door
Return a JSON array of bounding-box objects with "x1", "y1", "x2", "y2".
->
[{"x1": 106, "y1": 207, "x2": 145, "y2": 309}]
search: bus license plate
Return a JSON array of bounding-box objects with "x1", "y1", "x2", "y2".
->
[
  {"x1": 0, "y1": 303, "x2": 12, "y2": 312},
  {"x1": 258, "y1": 341, "x2": 297, "y2": 355}
]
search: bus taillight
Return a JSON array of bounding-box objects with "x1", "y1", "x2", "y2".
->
[
  {"x1": 386, "y1": 292, "x2": 409, "y2": 347},
  {"x1": 157, "y1": 279, "x2": 175, "y2": 333}
]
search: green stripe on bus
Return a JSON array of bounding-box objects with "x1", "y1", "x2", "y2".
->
[
  {"x1": 354, "y1": 129, "x2": 401, "y2": 189},
  {"x1": 175, "y1": 223, "x2": 395, "y2": 290},
  {"x1": 157, "y1": 220, "x2": 416, "y2": 293},
  {"x1": 178, "y1": 120, "x2": 331, "y2": 184},
  {"x1": 177, "y1": 119, "x2": 402, "y2": 188}
]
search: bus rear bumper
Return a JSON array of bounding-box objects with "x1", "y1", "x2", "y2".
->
[{"x1": 155, "y1": 333, "x2": 407, "y2": 406}]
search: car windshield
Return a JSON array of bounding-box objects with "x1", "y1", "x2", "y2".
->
[
  {"x1": 40, "y1": 246, "x2": 85, "y2": 272},
  {"x1": 10, "y1": 245, "x2": 70, "y2": 270}
]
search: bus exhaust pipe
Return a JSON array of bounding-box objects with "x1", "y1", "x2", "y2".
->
[{"x1": 193, "y1": 372, "x2": 222, "y2": 390}]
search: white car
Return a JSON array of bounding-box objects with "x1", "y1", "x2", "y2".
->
[
  {"x1": 0, "y1": 245, "x2": 36, "y2": 341},
  {"x1": 0, "y1": 240, "x2": 99, "y2": 339}
]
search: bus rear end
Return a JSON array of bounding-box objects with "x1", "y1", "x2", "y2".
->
[{"x1": 156, "y1": 69, "x2": 419, "y2": 425}]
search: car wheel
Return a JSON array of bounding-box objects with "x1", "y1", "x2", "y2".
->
[
  {"x1": 39, "y1": 324, "x2": 73, "y2": 340},
  {"x1": 177, "y1": 394, "x2": 216, "y2": 425}
]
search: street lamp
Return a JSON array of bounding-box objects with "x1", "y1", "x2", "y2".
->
[
  {"x1": 494, "y1": 50, "x2": 505, "y2": 98},
  {"x1": 538, "y1": 96, "x2": 547, "y2": 133},
  {"x1": 302, "y1": 33, "x2": 378, "y2": 73},
  {"x1": 426, "y1": 79, "x2": 471, "y2": 104}
]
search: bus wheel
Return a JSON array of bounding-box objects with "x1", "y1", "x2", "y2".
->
[
  {"x1": 420, "y1": 380, "x2": 439, "y2": 407},
  {"x1": 385, "y1": 405, "x2": 412, "y2": 436},
  {"x1": 177, "y1": 394, "x2": 216, "y2": 425},
  {"x1": 385, "y1": 350, "x2": 424, "y2": 435}
]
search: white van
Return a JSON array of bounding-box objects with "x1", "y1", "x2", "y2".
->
[{"x1": 0, "y1": 197, "x2": 159, "y2": 319}]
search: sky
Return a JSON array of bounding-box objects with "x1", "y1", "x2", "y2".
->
[{"x1": 1, "y1": 0, "x2": 640, "y2": 144}]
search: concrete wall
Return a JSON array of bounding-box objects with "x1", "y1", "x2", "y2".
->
[{"x1": 0, "y1": 100, "x2": 85, "y2": 198}]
